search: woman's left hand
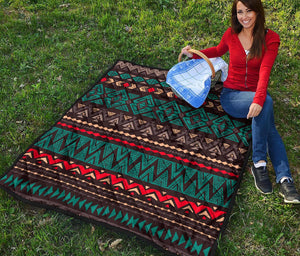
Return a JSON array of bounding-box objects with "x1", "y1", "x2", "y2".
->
[{"x1": 247, "y1": 103, "x2": 262, "y2": 119}]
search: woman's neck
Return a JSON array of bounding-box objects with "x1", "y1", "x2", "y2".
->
[
  {"x1": 241, "y1": 28, "x2": 253, "y2": 38},
  {"x1": 238, "y1": 28, "x2": 254, "y2": 51}
]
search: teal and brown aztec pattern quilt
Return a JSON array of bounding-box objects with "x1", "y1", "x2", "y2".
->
[{"x1": 0, "y1": 61, "x2": 251, "y2": 256}]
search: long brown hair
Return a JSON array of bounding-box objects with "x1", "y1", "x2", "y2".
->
[{"x1": 231, "y1": 0, "x2": 266, "y2": 59}]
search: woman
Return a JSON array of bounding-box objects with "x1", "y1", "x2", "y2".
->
[{"x1": 181, "y1": 0, "x2": 300, "y2": 204}]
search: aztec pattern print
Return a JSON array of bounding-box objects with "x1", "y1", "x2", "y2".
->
[{"x1": 0, "y1": 61, "x2": 251, "y2": 256}]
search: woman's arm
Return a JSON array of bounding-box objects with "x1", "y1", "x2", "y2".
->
[
  {"x1": 247, "y1": 31, "x2": 280, "y2": 118},
  {"x1": 252, "y1": 40, "x2": 280, "y2": 107}
]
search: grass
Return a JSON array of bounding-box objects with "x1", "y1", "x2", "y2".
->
[{"x1": 0, "y1": 0, "x2": 299, "y2": 255}]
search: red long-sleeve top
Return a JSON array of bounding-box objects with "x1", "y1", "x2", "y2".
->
[{"x1": 192, "y1": 27, "x2": 280, "y2": 107}]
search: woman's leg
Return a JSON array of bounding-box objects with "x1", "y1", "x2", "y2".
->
[
  {"x1": 220, "y1": 88, "x2": 272, "y2": 193},
  {"x1": 266, "y1": 107, "x2": 292, "y2": 183},
  {"x1": 220, "y1": 88, "x2": 299, "y2": 203},
  {"x1": 220, "y1": 88, "x2": 292, "y2": 181}
]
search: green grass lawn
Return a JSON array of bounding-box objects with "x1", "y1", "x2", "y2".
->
[{"x1": 0, "y1": 0, "x2": 299, "y2": 255}]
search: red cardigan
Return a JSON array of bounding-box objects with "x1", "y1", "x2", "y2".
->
[{"x1": 192, "y1": 27, "x2": 280, "y2": 107}]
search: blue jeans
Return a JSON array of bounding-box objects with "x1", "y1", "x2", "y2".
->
[{"x1": 220, "y1": 88, "x2": 292, "y2": 183}]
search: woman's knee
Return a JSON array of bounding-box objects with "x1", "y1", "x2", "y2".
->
[
  {"x1": 220, "y1": 90, "x2": 254, "y2": 118},
  {"x1": 255, "y1": 95, "x2": 274, "y2": 122},
  {"x1": 262, "y1": 95, "x2": 274, "y2": 112}
]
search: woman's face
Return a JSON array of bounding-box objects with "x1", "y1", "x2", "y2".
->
[{"x1": 236, "y1": 1, "x2": 257, "y2": 30}]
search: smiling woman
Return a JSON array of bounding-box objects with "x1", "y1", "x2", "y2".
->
[
  {"x1": 231, "y1": 0, "x2": 266, "y2": 59},
  {"x1": 181, "y1": 0, "x2": 300, "y2": 204}
]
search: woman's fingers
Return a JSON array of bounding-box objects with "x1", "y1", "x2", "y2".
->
[{"x1": 247, "y1": 103, "x2": 262, "y2": 119}]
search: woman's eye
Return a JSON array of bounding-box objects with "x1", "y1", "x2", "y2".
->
[{"x1": 247, "y1": 9, "x2": 252, "y2": 12}]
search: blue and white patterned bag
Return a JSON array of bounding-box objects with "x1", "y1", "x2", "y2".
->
[{"x1": 167, "y1": 57, "x2": 228, "y2": 108}]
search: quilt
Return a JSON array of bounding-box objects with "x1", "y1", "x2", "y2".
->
[{"x1": 0, "y1": 60, "x2": 252, "y2": 256}]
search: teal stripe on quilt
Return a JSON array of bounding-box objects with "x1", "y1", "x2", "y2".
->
[{"x1": 35, "y1": 126, "x2": 236, "y2": 207}]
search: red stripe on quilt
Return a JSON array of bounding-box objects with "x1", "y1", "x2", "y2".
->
[
  {"x1": 24, "y1": 148, "x2": 226, "y2": 219},
  {"x1": 56, "y1": 121, "x2": 239, "y2": 178}
]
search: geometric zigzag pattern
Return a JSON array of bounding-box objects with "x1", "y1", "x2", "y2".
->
[
  {"x1": 0, "y1": 61, "x2": 251, "y2": 256},
  {"x1": 1, "y1": 173, "x2": 212, "y2": 256},
  {"x1": 22, "y1": 148, "x2": 227, "y2": 220}
]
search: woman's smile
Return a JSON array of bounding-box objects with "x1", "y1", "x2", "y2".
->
[{"x1": 236, "y1": 1, "x2": 257, "y2": 30}]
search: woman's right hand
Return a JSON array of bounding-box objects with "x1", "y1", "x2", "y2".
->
[{"x1": 181, "y1": 45, "x2": 193, "y2": 58}]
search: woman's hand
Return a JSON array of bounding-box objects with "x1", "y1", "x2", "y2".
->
[
  {"x1": 181, "y1": 45, "x2": 193, "y2": 58},
  {"x1": 247, "y1": 103, "x2": 262, "y2": 119}
]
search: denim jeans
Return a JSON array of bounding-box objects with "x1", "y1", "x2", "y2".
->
[{"x1": 220, "y1": 88, "x2": 292, "y2": 183}]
